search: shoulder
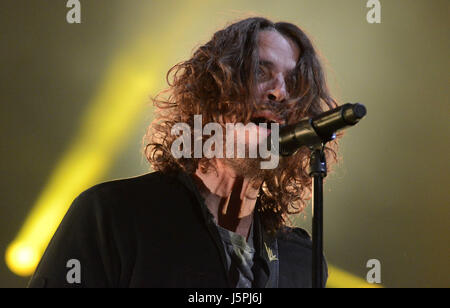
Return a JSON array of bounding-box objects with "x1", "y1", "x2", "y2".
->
[
  {"x1": 29, "y1": 171, "x2": 192, "y2": 288},
  {"x1": 275, "y1": 226, "x2": 328, "y2": 288},
  {"x1": 276, "y1": 226, "x2": 312, "y2": 250},
  {"x1": 67, "y1": 171, "x2": 185, "y2": 221},
  {"x1": 82, "y1": 171, "x2": 177, "y2": 198},
  {"x1": 77, "y1": 171, "x2": 181, "y2": 205}
]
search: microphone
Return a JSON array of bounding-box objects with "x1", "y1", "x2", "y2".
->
[{"x1": 275, "y1": 103, "x2": 367, "y2": 156}]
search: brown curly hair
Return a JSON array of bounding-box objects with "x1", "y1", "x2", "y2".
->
[{"x1": 143, "y1": 17, "x2": 339, "y2": 234}]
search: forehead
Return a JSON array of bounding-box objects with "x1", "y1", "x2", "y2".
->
[{"x1": 257, "y1": 30, "x2": 300, "y2": 71}]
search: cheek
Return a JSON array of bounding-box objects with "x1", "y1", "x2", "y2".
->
[{"x1": 256, "y1": 83, "x2": 267, "y2": 99}]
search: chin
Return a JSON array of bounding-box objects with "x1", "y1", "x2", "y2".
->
[{"x1": 222, "y1": 157, "x2": 279, "y2": 180}]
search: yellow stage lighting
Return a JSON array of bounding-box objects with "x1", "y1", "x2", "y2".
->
[{"x1": 5, "y1": 242, "x2": 40, "y2": 277}]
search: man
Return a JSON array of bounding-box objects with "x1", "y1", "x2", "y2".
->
[{"x1": 28, "y1": 17, "x2": 338, "y2": 288}]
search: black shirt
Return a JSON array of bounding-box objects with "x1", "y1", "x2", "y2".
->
[{"x1": 28, "y1": 171, "x2": 327, "y2": 288}]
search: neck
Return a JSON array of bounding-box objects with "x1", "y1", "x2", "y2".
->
[{"x1": 193, "y1": 160, "x2": 262, "y2": 240}]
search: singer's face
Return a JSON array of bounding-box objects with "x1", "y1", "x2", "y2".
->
[
  {"x1": 241, "y1": 30, "x2": 300, "y2": 152},
  {"x1": 221, "y1": 30, "x2": 300, "y2": 178},
  {"x1": 252, "y1": 30, "x2": 300, "y2": 124}
]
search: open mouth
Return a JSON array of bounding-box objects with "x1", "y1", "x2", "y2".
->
[
  {"x1": 249, "y1": 111, "x2": 285, "y2": 127},
  {"x1": 250, "y1": 117, "x2": 278, "y2": 125}
]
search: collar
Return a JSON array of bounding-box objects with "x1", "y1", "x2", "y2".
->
[
  {"x1": 252, "y1": 198, "x2": 279, "y2": 288},
  {"x1": 176, "y1": 171, "x2": 279, "y2": 288}
]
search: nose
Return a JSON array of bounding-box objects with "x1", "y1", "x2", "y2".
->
[{"x1": 266, "y1": 73, "x2": 287, "y2": 102}]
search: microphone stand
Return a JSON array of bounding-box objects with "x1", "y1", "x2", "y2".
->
[
  {"x1": 309, "y1": 144, "x2": 327, "y2": 288},
  {"x1": 276, "y1": 103, "x2": 367, "y2": 288},
  {"x1": 277, "y1": 119, "x2": 332, "y2": 288}
]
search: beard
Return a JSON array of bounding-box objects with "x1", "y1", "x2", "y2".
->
[
  {"x1": 221, "y1": 155, "x2": 285, "y2": 182},
  {"x1": 216, "y1": 122, "x2": 285, "y2": 181},
  {"x1": 222, "y1": 157, "x2": 264, "y2": 179}
]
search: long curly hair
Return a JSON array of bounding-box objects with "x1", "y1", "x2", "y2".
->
[{"x1": 143, "y1": 17, "x2": 339, "y2": 234}]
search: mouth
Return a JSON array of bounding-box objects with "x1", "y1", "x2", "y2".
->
[
  {"x1": 250, "y1": 117, "x2": 277, "y2": 125},
  {"x1": 249, "y1": 111, "x2": 285, "y2": 126}
]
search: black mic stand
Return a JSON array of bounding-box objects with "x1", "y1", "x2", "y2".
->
[
  {"x1": 277, "y1": 119, "x2": 333, "y2": 288},
  {"x1": 276, "y1": 103, "x2": 367, "y2": 288},
  {"x1": 309, "y1": 143, "x2": 328, "y2": 288}
]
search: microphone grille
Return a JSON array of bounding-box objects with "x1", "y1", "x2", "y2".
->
[
  {"x1": 353, "y1": 103, "x2": 367, "y2": 119},
  {"x1": 343, "y1": 103, "x2": 367, "y2": 124}
]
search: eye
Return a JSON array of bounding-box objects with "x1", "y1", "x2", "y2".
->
[{"x1": 257, "y1": 65, "x2": 270, "y2": 81}]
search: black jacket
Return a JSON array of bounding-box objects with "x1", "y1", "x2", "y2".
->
[{"x1": 28, "y1": 171, "x2": 327, "y2": 288}]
